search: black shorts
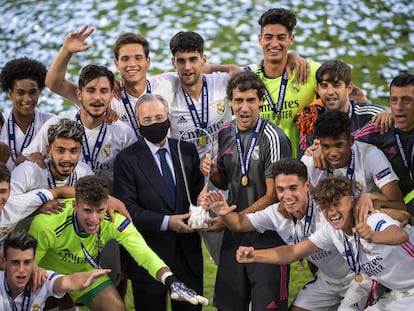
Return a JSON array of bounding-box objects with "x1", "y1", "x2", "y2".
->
[{"x1": 214, "y1": 244, "x2": 289, "y2": 311}]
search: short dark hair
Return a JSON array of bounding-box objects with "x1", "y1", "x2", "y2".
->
[
  {"x1": 75, "y1": 175, "x2": 109, "y2": 206},
  {"x1": 226, "y1": 71, "x2": 265, "y2": 100},
  {"x1": 0, "y1": 57, "x2": 47, "y2": 92},
  {"x1": 272, "y1": 158, "x2": 308, "y2": 182},
  {"x1": 113, "y1": 33, "x2": 150, "y2": 59},
  {"x1": 390, "y1": 73, "x2": 414, "y2": 88},
  {"x1": 170, "y1": 31, "x2": 204, "y2": 56},
  {"x1": 47, "y1": 118, "x2": 83, "y2": 145},
  {"x1": 4, "y1": 231, "x2": 37, "y2": 259},
  {"x1": 316, "y1": 60, "x2": 352, "y2": 86},
  {"x1": 314, "y1": 110, "x2": 351, "y2": 139},
  {"x1": 78, "y1": 65, "x2": 115, "y2": 90},
  {"x1": 311, "y1": 176, "x2": 353, "y2": 210},
  {"x1": 258, "y1": 8, "x2": 297, "y2": 33},
  {"x1": 0, "y1": 163, "x2": 11, "y2": 183}
]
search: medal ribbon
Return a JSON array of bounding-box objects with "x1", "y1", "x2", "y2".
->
[
  {"x1": 235, "y1": 118, "x2": 263, "y2": 183},
  {"x1": 73, "y1": 211, "x2": 101, "y2": 268},
  {"x1": 293, "y1": 194, "x2": 314, "y2": 244},
  {"x1": 394, "y1": 127, "x2": 414, "y2": 181},
  {"x1": 76, "y1": 112, "x2": 107, "y2": 170},
  {"x1": 121, "y1": 87, "x2": 141, "y2": 138},
  {"x1": 258, "y1": 61, "x2": 288, "y2": 119},
  {"x1": 343, "y1": 234, "x2": 361, "y2": 276},
  {"x1": 4, "y1": 273, "x2": 31, "y2": 311},
  {"x1": 327, "y1": 149, "x2": 356, "y2": 194},
  {"x1": 46, "y1": 159, "x2": 77, "y2": 188},
  {"x1": 182, "y1": 75, "x2": 209, "y2": 133},
  {"x1": 8, "y1": 112, "x2": 35, "y2": 161}
]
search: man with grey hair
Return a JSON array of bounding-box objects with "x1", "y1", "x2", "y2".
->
[{"x1": 113, "y1": 93, "x2": 205, "y2": 311}]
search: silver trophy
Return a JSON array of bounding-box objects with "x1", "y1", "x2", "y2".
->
[{"x1": 178, "y1": 127, "x2": 213, "y2": 229}]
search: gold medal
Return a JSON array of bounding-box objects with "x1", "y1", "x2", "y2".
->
[
  {"x1": 199, "y1": 135, "x2": 207, "y2": 146},
  {"x1": 275, "y1": 115, "x2": 281, "y2": 125},
  {"x1": 241, "y1": 176, "x2": 248, "y2": 187},
  {"x1": 296, "y1": 259, "x2": 305, "y2": 271},
  {"x1": 354, "y1": 273, "x2": 363, "y2": 283}
]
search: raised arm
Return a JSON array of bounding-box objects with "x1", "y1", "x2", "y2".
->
[
  {"x1": 355, "y1": 222, "x2": 408, "y2": 245},
  {"x1": 45, "y1": 25, "x2": 94, "y2": 104}
]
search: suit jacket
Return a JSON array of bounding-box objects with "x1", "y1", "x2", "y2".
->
[{"x1": 113, "y1": 137, "x2": 204, "y2": 282}]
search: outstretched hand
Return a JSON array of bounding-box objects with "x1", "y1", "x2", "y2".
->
[
  {"x1": 166, "y1": 276, "x2": 208, "y2": 306},
  {"x1": 63, "y1": 24, "x2": 94, "y2": 54}
]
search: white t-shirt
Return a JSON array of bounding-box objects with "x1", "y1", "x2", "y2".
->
[
  {"x1": 11, "y1": 158, "x2": 93, "y2": 195},
  {"x1": 0, "y1": 189, "x2": 53, "y2": 248},
  {"x1": 301, "y1": 141, "x2": 399, "y2": 196},
  {"x1": 0, "y1": 270, "x2": 64, "y2": 310},
  {"x1": 22, "y1": 110, "x2": 137, "y2": 186},
  {"x1": 310, "y1": 212, "x2": 414, "y2": 291},
  {"x1": 109, "y1": 72, "x2": 231, "y2": 160},
  {"x1": 247, "y1": 202, "x2": 353, "y2": 283},
  {"x1": 157, "y1": 72, "x2": 231, "y2": 159},
  {"x1": 1, "y1": 108, "x2": 55, "y2": 171}
]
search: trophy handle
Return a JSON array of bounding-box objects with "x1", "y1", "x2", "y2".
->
[{"x1": 177, "y1": 127, "x2": 214, "y2": 207}]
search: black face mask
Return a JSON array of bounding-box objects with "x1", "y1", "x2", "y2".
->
[{"x1": 139, "y1": 119, "x2": 170, "y2": 144}]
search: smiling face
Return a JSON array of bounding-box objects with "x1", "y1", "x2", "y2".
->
[
  {"x1": 317, "y1": 77, "x2": 353, "y2": 112},
  {"x1": 5, "y1": 248, "x2": 34, "y2": 296},
  {"x1": 258, "y1": 24, "x2": 294, "y2": 65},
  {"x1": 390, "y1": 84, "x2": 414, "y2": 132},
  {"x1": 47, "y1": 138, "x2": 81, "y2": 180},
  {"x1": 114, "y1": 43, "x2": 150, "y2": 87},
  {"x1": 230, "y1": 88, "x2": 262, "y2": 131},
  {"x1": 275, "y1": 174, "x2": 310, "y2": 219},
  {"x1": 172, "y1": 51, "x2": 206, "y2": 88},
  {"x1": 8, "y1": 79, "x2": 40, "y2": 119},
  {"x1": 73, "y1": 200, "x2": 107, "y2": 234},
  {"x1": 319, "y1": 134, "x2": 354, "y2": 169},
  {"x1": 321, "y1": 195, "x2": 354, "y2": 234},
  {"x1": 76, "y1": 77, "x2": 113, "y2": 119}
]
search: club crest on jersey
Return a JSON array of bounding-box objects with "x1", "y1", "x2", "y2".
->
[
  {"x1": 216, "y1": 101, "x2": 225, "y2": 115},
  {"x1": 252, "y1": 146, "x2": 260, "y2": 160},
  {"x1": 101, "y1": 144, "x2": 111, "y2": 158},
  {"x1": 32, "y1": 304, "x2": 41, "y2": 311},
  {"x1": 0, "y1": 226, "x2": 9, "y2": 238},
  {"x1": 290, "y1": 81, "x2": 300, "y2": 94}
]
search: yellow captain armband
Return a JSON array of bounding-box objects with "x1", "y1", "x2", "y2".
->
[{"x1": 404, "y1": 189, "x2": 414, "y2": 205}]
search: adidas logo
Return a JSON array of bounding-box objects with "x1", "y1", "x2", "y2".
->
[
  {"x1": 177, "y1": 116, "x2": 187, "y2": 123},
  {"x1": 266, "y1": 301, "x2": 278, "y2": 309}
]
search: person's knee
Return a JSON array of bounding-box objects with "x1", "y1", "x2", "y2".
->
[{"x1": 90, "y1": 285, "x2": 126, "y2": 311}]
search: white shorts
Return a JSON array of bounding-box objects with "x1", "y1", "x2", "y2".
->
[
  {"x1": 365, "y1": 288, "x2": 414, "y2": 311},
  {"x1": 292, "y1": 271, "x2": 372, "y2": 311}
]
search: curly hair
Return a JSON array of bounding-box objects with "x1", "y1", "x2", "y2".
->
[
  {"x1": 0, "y1": 57, "x2": 47, "y2": 92},
  {"x1": 310, "y1": 176, "x2": 353, "y2": 210},
  {"x1": 47, "y1": 118, "x2": 83, "y2": 145},
  {"x1": 314, "y1": 110, "x2": 351, "y2": 139}
]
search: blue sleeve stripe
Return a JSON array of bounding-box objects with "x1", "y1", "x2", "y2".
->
[
  {"x1": 374, "y1": 220, "x2": 386, "y2": 232},
  {"x1": 36, "y1": 191, "x2": 48, "y2": 205}
]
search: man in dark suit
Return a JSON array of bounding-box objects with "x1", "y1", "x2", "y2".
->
[{"x1": 113, "y1": 93, "x2": 204, "y2": 311}]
